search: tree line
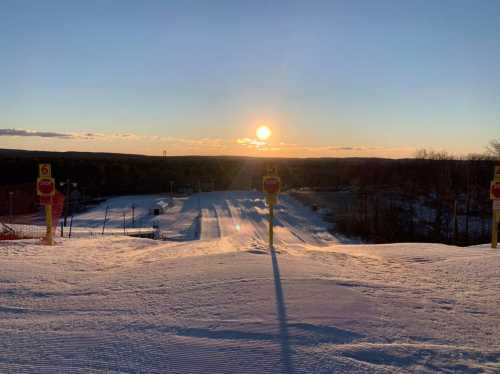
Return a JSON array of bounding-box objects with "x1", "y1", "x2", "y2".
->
[{"x1": 0, "y1": 144, "x2": 498, "y2": 245}]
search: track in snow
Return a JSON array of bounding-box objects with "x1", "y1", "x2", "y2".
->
[
  {"x1": 199, "y1": 200, "x2": 222, "y2": 240},
  {"x1": 171, "y1": 191, "x2": 339, "y2": 247},
  {"x1": 70, "y1": 191, "x2": 339, "y2": 246}
]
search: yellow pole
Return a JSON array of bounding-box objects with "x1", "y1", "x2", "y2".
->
[
  {"x1": 269, "y1": 203, "x2": 274, "y2": 249},
  {"x1": 45, "y1": 204, "x2": 53, "y2": 246},
  {"x1": 493, "y1": 210, "x2": 498, "y2": 249}
]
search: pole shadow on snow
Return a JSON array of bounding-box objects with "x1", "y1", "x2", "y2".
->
[{"x1": 270, "y1": 245, "x2": 295, "y2": 374}]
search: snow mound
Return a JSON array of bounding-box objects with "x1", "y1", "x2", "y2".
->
[
  {"x1": 2, "y1": 191, "x2": 499, "y2": 373},
  {"x1": 1, "y1": 235, "x2": 499, "y2": 373}
]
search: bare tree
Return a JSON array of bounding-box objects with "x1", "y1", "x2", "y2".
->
[
  {"x1": 486, "y1": 139, "x2": 500, "y2": 160},
  {"x1": 414, "y1": 148, "x2": 429, "y2": 159},
  {"x1": 414, "y1": 148, "x2": 455, "y2": 160}
]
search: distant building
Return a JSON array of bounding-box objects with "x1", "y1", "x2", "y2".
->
[{"x1": 149, "y1": 200, "x2": 170, "y2": 216}]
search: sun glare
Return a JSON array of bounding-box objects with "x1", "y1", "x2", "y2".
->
[{"x1": 256, "y1": 126, "x2": 271, "y2": 141}]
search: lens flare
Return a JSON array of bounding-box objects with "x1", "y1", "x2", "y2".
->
[{"x1": 256, "y1": 126, "x2": 271, "y2": 141}]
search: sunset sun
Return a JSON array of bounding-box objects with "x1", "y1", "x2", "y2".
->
[{"x1": 256, "y1": 126, "x2": 271, "y2": 141}]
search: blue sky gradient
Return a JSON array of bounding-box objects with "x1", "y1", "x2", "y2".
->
[{"x1": 1, "y1": 0, "x2": 499, "y2": 157}]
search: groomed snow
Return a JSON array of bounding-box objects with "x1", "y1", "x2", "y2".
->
[{"x1": 1, "y1": 192, "x2": 499, "y2": 373}]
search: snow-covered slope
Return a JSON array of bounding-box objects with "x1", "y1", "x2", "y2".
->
[
  {"x1": 2, "y1": 192, "x2": 499, "y2": 373},
  {"x1": 71, "y1": 194, "x2": 173, "y2": 229},
  {"x1": 70, "y1": 191, "x2": 339, "y2": 246}
]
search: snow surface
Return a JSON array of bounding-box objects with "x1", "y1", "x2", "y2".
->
[{"x1": 1, "y1": 191, "x2": 500, "y2": 373}]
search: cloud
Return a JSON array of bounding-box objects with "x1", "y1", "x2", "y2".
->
[
  {"x1": 236, "y1": 138, "x2": 266, "y2": 147},
  {"x1": 327, "y1": 146, "x2": 380, "y2": 151},
  {"x1": 0, "y1": 128, "x2": 103, "y2": 140},
  {"x1": 0, "y1": 128, "x2": 416, "y2": 158},
  {"x1": 232, "y1": 137, "x2": 415, "y2": 158},
  {"x1": 0, "y1": 128, "x2": 227, "y2": 147},
  {"x1": 0, "y1": 128, "x2": 74, "y2": 139}
]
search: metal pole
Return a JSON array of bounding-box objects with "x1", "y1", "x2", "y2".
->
[
  {"x1": 102, "y1": 206, "x2": 109, "y2": 235},
  {"x1": 123, "y1": 212, "x2": 126, "y2": 235},
  {"x1": 492, "y1": 210, "x2": 498, "y2": 249},
  {"x1": 453, "y1": 199, "x2": 458, "y2": 245},
  {"x1": 63, "y1": 179, "x2": 70, "y2": 226},
  {"x1": 269, "y1": 203, "x2": 274, "y2": 249},
  {"x1": 132, "y1": 205, "x2": 135, "y2": 227},
  {"x1": 8, "y1": 192, "x2": 14, "y2": 223},
  {"x1": 45, "y1": 204, "x2": 53, "y2": 245},
  {"x1": 69, "y1": 215, "x2": 74, "y2": 238}
]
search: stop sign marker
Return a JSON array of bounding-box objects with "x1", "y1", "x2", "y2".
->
[
  {"x1": 263, "y1": 176, "x2": 281, "y2": 195},
  {"x1": 491, "y1": 181, "x2": 500, "y2": 200},
  {"x1": 37, "y1": 177, "x2": 55, "y2": 197},
  {"x1": 262, "y1": 170, "x2": 281, "y2": 248}
]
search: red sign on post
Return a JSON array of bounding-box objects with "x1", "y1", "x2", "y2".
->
[
  {"x1": 492, "y1": 183, "x2": 500, "y2": 199},
  {"x1": 491, "y1": 181, "x2": 500, "y2": 199},
  {"x1": 37, "y1": 177, "x2": 55, "y2": 197},
  {"x1": 263, "y1": 176, "x2": 281, "y2": 194}
]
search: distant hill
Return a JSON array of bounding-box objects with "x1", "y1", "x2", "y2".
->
[{"x1": 0, "y1": 147, "x2": 495, "y2": 198}]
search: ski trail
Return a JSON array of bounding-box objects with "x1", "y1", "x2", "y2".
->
[
  {"x1": 193, "y1": 191, "x2": 336, "y2": 249},
  {"x1": 199, "y1": 206, "x2": 221, "y2": 240},
  {"x1": 70, "y1": 191, "x2": 338, "y2": 247}
]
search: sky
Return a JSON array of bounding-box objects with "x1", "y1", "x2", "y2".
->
[{"x1": 0, "y1": 0, "x2": 499, "y2": 158}]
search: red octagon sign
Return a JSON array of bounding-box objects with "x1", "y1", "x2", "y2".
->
[
  {"x1": 37, "y1": 177, "x2": 55, "y2": 196},
  {"x1": 491, "y1": 181, "x2": 500, "y2": 199},
  {"x1": 263, "y1": 176, "x2": 281, "y2": 195}
]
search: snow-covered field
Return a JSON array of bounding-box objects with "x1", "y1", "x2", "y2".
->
[{"x1": 1, "y1": 192, "x2": 500, "y2": 373}]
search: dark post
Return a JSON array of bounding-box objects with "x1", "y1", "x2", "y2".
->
[
  {"x1": 102, "y1": 206, "x2": 109, "y2": 235},
  {"x1": 8, "y1": 192, "x2": 13, "y2": 223},
  {"x1": 60, "y1": 179, "x2": 78, "y2": 227},
  {"x1": 269, "y1": 203, "x2": 274, "y2": 248},
  {"x1": 453, "y1": 199, "x2": 459, "y2": 245},
  {"x1": 64, "y1": 179, "x2": 70, "y2": 226},
  {"x1": 69, "y1": 215, "x2": 74, "y2": 238},
  {"x1": 465, "y1": 192, "x2": 471, "y2": 245}
]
